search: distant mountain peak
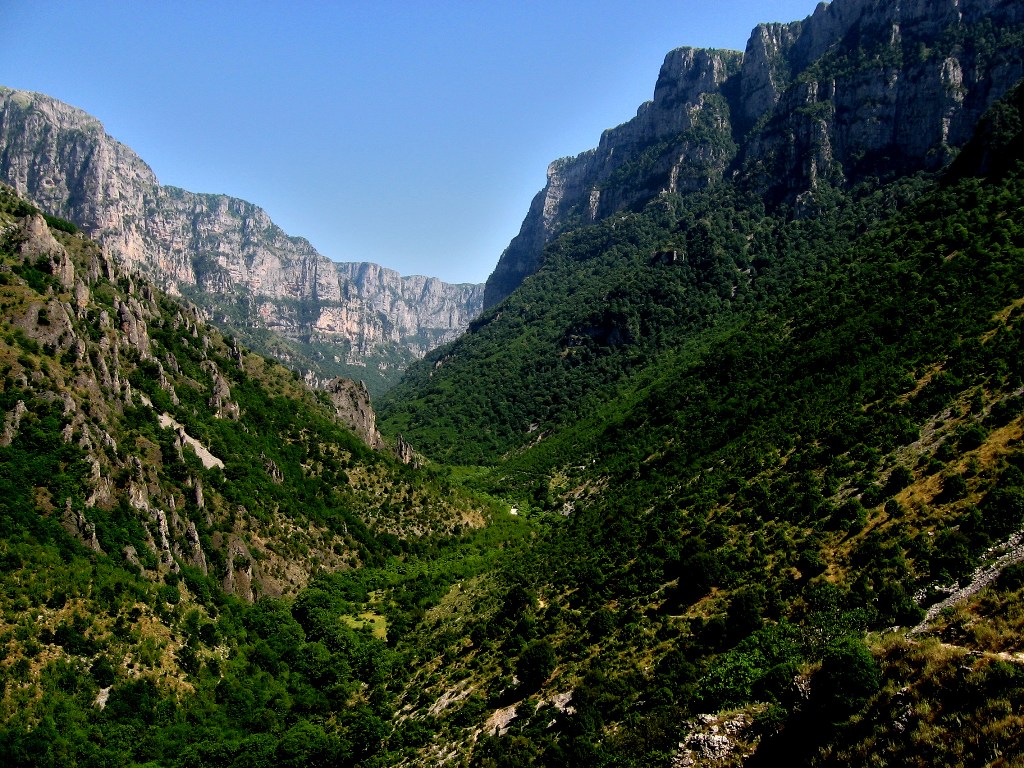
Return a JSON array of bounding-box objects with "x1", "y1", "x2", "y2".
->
[{"x1": 0, "y1": 86, "x2": 483, "y2": 393}]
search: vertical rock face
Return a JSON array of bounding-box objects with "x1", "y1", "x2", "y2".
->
[
  {"x1": 735, "y1": 0, "x2": 1024, "y2": 202},
  {"x1": 0, "y1": 87, "x2": 483, "y2": 388},
  {"x1": 325, "y1": 377, "x2": 385, "y2": 451},
  {"x1": 484, "y1": 47, "x2": 742, "y2": 308},
  {"x1": 483, "y1": 0, "x2": 1024, "y2": 308},
  {"x1": 332, "y1": 262, "x2": 484, "y2": 357}
]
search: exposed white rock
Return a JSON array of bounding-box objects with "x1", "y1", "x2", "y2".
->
[
  {"x1": 1, "y1": 399, "x2": 27, "y2": 447},
  {"x1": 673, "y1": 711, "x2": 757, "y2": 768},
  {"x1": 428, "y1": 682, "x2": 474, "y2": 717},
  {"x1": 201, "y1": 359, "x2": 239, "y2": 420},
  {"x1": 910, "y1": 527, "x2": 1024, "y2": 636},
  {"x1": 184, "y1": 520, "x2": 208, "y2": 575},
  {"x1": 94, "y1": 686, "x2": 112, "y2": 710},
  {"x1": 156, "y1": 412, "x2": 225, "y2": 470}
]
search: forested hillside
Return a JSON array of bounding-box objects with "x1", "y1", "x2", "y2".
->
[
  {"x1": 3, "y1": 0, "x2": 1024, "y2": 765},
  {"x1": 0, "y1": 187, "x2": 514, "y2": 766},
  {"x1": 5, "y1": 117, "x2": 1023, "y2": 764},
  {"x1": 368, "y1": 83, "x2": 1024, "y2": 765}
]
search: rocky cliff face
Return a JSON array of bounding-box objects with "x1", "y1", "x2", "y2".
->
[
  {"x1": 485, "y1": 47, "x2": 742, "y2": 308},
  {"x1": 0, "y1": 87, "x2": 483, "y2": 391},
  {"x1": 325, "y1": 377, "x2": 385, "y2": 451},
  {"x1": 484, "y1": 0, "x2": 1024, "y2": 307}
]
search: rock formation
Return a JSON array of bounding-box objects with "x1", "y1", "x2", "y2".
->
[
  {"x1": 0, "y1": 87, "x2": 483, "y2": 389},
  {"x1": 0, "y1": 189, "x2": 488, "y2": 603},
  {"x1": 484, "y1": 0, "x2": 1024, "y2": 307},
  {"x1": 326, "y1": 377, "x2": 385, "y2": 451},
  {"x1": 394, "y1": 434, "x2": 418, "y2": 467}
]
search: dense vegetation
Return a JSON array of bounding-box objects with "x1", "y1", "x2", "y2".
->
[
  {"x1": 2, "y1": 45, "x2": 1024, "y2": 768},
  {"x1": 0, "y1": 185, "x2": 513, "y2": 766},
  {"x1": 380, "y1": 173, "x2": 932, "y2": 464},
  {"x1": 372, "y1": 84, "x2": 1024, "y2": 764}
]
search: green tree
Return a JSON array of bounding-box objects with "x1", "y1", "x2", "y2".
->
[
  {"x1": 516, "y1": 639, "x2": 556, "y2": 691},
  {"x1": 816, "y1": 637, "x2": 881, "y2": 717}
]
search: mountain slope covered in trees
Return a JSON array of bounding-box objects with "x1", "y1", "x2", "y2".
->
[
  {"x1": 3, "y1": 0, "x2": 1024, "y2": 766},
  {"x1": 4, "y1": 119, "x2": 1023, "y2": 764},
  {"x1": 375, "y1": 80, "x2": 1024, "y2": 766},
  {"x1": 0, "y1": 186, "x2": 518, "y2": 766},
  {"x1": 482, "y1": 0, "x2": 1024, "y2": 307}
]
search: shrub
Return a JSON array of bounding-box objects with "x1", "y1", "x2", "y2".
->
[
  {"x1": 816, "y1": 637, "x2": 880, "y2": 716},
  {"x1": 997, "y1": 562, "x2": 1024, "y2": 591},
  {"x1": 981, "y1": 486, "x2": 1024, "y2": 537},
  {"x1": 958, "y1": 424, "x2": 988, "y2": 451},
  {"x1": 886, "y1": 465, "x2": 914, "y2": 493},
  {"x1": 941, "y1": 473, "x2": 969, "y2": 502},
  {"x1": 588, "y1": 608, "x2": 616, "y2": 640},
  {"x1": 516, "y1": 639, "x2": 556, "y2": 690}
]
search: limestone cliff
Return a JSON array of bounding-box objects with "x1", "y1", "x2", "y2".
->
[
  {"x1": 0, "y1": 87, "x2": 483, "y2": 391},
  {"x1": 325, "y1": 377, "x2": 385, "y2": 451},
  {"x1": 485, "y1": 47, "x2": 742, "y2": 308},
  {"x1": 484, "y1": 0, "x2": 1024, "y2": 307}
]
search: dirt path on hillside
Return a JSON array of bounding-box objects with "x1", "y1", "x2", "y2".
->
[{"x1": 909, "y1": 528, "x2": 1024, "y2": 636}]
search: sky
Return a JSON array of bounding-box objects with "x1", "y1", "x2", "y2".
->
[{"x1": 1, "y1": 0, "x2": 818, "y2": 284}]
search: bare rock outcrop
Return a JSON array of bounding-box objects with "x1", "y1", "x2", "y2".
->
[
  {"x1": 1, "y1": 399, "x2": 27, "y2": 447},
  {"x1": 62, "y1": 500, "x2": 103, "y2": 553},
  {"x1": 221, "y1": 534, "x2": 256, "y2": 603},
  {"x1": 395, "y1": 434, "x2": 418, "y2": 467},
  {"x1": 15, "y1": 213, "x2": 76, "y2": 289},
  {"x1": 202, "y1": 360, "x2": 239, "y2": 420},
  {"x1": 673, "y1": 711, "x2": 758, "y2": 768},
  {"x1": 326, "y1": 377, "x2": 385, "y2": 450},
  {"x1": 114, "y1": 296, "x2": 150, "y2": 358},
  {"x1": 183, "y1": 521, "x2": 208, "y2": 575}
]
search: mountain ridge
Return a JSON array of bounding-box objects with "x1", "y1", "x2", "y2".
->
[
  {"x1": 0, "y1": 86, "x2": 483, "y2": 394},
  {"x1": 483, "y1": 0, "x2": 1024, "y2": 307},
  {"x1": 3, "y1": 1, "x2": 1024, "y2": 765}
]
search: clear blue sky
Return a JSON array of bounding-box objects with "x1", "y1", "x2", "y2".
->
[{"x1": 2, "y1": 0, "x2": 817, "y2": 284}]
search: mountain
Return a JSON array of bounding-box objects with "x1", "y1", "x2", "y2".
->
[
  {"x1": 390, "y1": 0, "x2": 1024, "y2": 463},
  {"x1": 0, "y1": 87, "x2": 484, "y2": 395},
  {"x1": 376, "y1": 81, "x2": 1024, "y2": 766},
  {"x1": 0, "y1": 183, "x2": 524, "y2": 765},
  {"x1": 368, "y1": 0, "x2": 1024, "y2": 762},
  {"x1": 483, "y1": 0, "x2": 1024, "y2": 307},
  {"x1": 4, "y1": 0, "x2": 1024, "y2": 766},
  {"x1": 0, "y1": 185, "x2": 484, "y2": 601}
]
